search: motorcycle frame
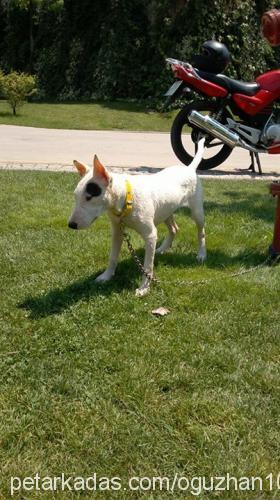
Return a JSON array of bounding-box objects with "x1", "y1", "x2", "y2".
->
[
  {"x1": 167, "y1": 61, "x2": 280, "y2": 156},
  {"x1": 170, "y1": 63, "x2": 280, "y2": 120}
]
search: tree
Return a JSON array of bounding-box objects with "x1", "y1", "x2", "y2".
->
[
  {"x1": 4, "y1": 0, "x2": 38, "y2": 72},
  {"x1": 93, "y1": 0, "x2": 158, "y2": 99},
  {"x1": 175, "y1": 0, "x2": 274, "y2": 81},
  {"x1": 0, "y1": 0, "x2": 279, "y2": 101}
]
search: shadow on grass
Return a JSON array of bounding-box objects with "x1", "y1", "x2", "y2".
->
[
  {"x1": 0, "y1": 110, "x2": 13, "y2": 118},
  {"x1": 160, "y1": 247, "x2": 266, "y2": 270},
  {"x1": 205, "y1": 196, "x2": 273, "y2": 223},
  {"x1": 200, "y1": 169, "x2": 280, "y2": 179},
  {"x1": 176, "y1": 196, "x2": 273, "y2": 224},
  {"x1": 31, "y1": 99, "x2": 166, "y2": 115},
  {"x1": 97, "y1": 100, "x2": 165, "y2": 115},
  {"x1": 19, "y1": 257, "x2": 142, "y2": 319},
  {"x1": 19, "y1": 246, "x2": 267, "y2": 319}
]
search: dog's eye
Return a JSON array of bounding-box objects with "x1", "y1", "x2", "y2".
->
[{"x1": 85, "y1": 182, "x2": 102, "y2": 198}]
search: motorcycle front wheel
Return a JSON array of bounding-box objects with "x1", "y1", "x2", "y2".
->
[{"x1": 171, "y1": 100, "x2": 232, "y2": 170}]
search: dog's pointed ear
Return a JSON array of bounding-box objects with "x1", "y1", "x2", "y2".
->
[
  {"x1": 93, "y1": 155, "x2": 110, "y2": 186},
  {"x1": 73, "y1": 160, "x2": 88, "y2": 177}
]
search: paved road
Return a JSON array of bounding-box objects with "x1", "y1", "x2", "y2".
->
[{"x1": 1, "y1": 124, "x2": 279, "y2": 178}]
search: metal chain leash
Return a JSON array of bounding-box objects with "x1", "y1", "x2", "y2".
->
[
  {"x1": 120, "y1": 218, "x2": 280, "y2": 288},
  {"x1": 120, "y1": 220, "x2": 159, "y2": 284},
  {"x1": 172, "y1": 254, "x2": 280, "y2": 287}
]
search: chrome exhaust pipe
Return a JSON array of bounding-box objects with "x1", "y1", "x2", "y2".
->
[
  {"x1": 188, "y1": 110, "x2": 240, "y2": 148},
  {"x1": 188, "y1": 110, "x2": 265, "y2": 154}
]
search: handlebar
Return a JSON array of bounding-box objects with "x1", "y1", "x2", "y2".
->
[
  {"x1": 166, "y1": 58, "x2": 191, "y2": 68},
  {"x1": 165, "y1": 58, "x2": 203, "y2": 80}
]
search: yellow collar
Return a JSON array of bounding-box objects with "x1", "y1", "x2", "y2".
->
[{"x1": 111, "y1": 179, "x2": 133, "y2": 218}]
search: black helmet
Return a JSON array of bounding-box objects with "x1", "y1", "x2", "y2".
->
[{"x1": 192, "y1": 40, "x2": 230, "y2": 74}]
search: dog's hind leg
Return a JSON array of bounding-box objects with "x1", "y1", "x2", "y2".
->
[
  {"x1": 189, "y1": 196, "x2": 206, "y2": 262},
  {"x1": 156, "y1": 215, "x2": 179, "y2": 254}
]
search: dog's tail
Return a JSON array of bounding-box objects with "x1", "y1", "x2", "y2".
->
[{"x1": 188, "y1": 137, "x2": 205, "y2": 171}]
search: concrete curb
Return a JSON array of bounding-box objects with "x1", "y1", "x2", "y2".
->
[{"x1": 1, "y1": 160, "x2": 280, "y2": 181}]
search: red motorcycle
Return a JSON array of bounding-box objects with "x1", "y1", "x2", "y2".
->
[{"x1": 165, "y1": 41, "x2": 280, "y2": 173}]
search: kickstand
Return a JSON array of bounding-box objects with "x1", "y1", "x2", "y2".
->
[{"x1": 248, "y1": 152, "x2": 263, "y2": 175}]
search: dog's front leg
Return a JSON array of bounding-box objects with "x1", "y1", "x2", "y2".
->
[
  {"x1": 136, "y1": 225, "x2": 157, "y2": 297},
  {"x1": 95, "y1": 222, "x2": 123, "y2": 282}
]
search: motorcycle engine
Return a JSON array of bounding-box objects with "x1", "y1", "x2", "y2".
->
[{"x1": 261, "y1": 111, "x2": 280, "y2": 144}]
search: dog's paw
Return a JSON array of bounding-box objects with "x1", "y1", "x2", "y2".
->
[
  {"x1": 135, "y1": 286, "x2": 150, "y2": 297},
  {"x1": 156, "y1": 243, "x2": 171, "y2": 255},
  {"x1": 197, "y1": 250, "x2": 207, "y2": 263},
  {"x1": 155, "y1": 246, "x2": 165, "y2": 255},
  {"x1": 95, "y1": 271, "x2": 113, "y2": 283}
]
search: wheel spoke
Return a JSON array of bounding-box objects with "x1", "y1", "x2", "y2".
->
[
  {"x1": 207, "y1": 141, "x2": 224, "y2": 148},
  {"x1": 171, "y1": 100, "x2": 232, "y2": 169}
]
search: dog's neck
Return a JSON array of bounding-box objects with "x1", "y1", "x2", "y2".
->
[{"x1": 106, "y1": 174, "x2": 127, "y2": 216}]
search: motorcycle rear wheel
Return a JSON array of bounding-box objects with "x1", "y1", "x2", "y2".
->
[{"x1": 171, "y1": 100, "x2": 232, "y2": 170}]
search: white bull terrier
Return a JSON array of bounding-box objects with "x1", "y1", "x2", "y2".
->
[{"x1": 68, "y1": 140, "x2": 206, "y2": 296}]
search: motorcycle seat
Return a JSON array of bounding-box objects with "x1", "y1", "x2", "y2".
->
[{"x1": 197, "y1": 70, "x2": 260, "y2": 96}]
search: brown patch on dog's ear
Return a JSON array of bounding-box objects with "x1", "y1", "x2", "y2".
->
[
  {"x1": 93, "y1": 155, "x2": 110, "y2": 186},
  {"x1": 73, "y1": 160, "x2": 87, "y2": 177}
]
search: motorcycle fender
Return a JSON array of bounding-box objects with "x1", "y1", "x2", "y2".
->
[
  {"x1": 164, "y1": 79, "x2": 185, "y2": 96},
  {"x1": 164, "y1": 80, "x2": 189, "y2": 107}
]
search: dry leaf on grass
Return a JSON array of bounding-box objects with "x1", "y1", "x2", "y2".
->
[{"x1": 151, "y1": 307, "x2": 170, "y2": 317}]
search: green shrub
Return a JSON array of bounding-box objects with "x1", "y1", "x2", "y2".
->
[
  {"x1": 0, "y1": 69, "x2": 5, "y2": 95},
  {"x1": 2, "y1": 71, "x2": 36, "y2": 115}
]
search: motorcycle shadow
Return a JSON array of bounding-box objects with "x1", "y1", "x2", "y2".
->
[
  {"x1": 158, "y1": 248, "x2": 266, "y2": 271},
  {"x1": 204, "y1": 194, "x2": 273, "y2": 223}
]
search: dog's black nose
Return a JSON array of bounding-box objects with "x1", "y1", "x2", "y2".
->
[{"x1": 68, "y1": 221, "x2": 78, "y2": 229}]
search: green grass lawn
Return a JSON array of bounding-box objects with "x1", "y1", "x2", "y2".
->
[
  {"x1": 1, "y1": 170, "x2": 280, "y2": 498},
  {"x1": 0, "y1": 100, "x2": 178, "y2": 132}
]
